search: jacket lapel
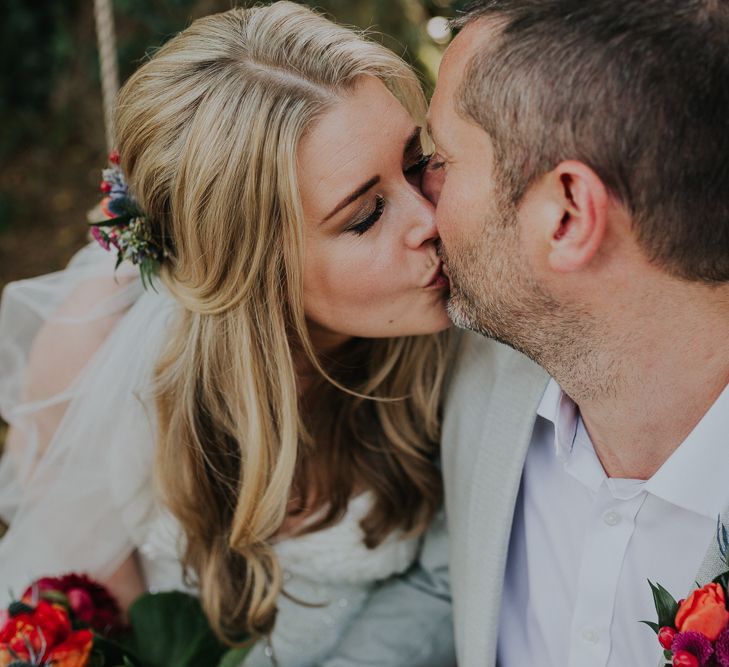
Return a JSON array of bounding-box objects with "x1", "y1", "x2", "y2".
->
[
  {"x1": 693, "y1": 507, "x2": 729, "y2": 587},
  {"x1": 444, "y1": 334, "x2": 548, "y2": 667}
]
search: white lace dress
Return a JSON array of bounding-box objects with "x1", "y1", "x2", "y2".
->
[{"x1": 0, "y1": 243, "x2": 420, "y2": 667}]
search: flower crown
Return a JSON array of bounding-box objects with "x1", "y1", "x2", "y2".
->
[{"x1": 90, "y1": 151, "x2": 166, "y2": 289}]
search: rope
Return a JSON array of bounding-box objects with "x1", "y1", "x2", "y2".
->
[{"x1": 94, "y1": 0, "x2": 120, "y2": 153}]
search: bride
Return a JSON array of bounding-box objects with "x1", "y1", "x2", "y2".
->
[{"x1": 0, "y1": 3, "x2": 452, "y2": 666}]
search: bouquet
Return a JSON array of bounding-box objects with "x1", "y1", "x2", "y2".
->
[
  {"x1": 645, "y1": 523, "x2": 729, "y2": 667},
  {"x1": 0, "y1": 574, "x2": 250, "y2": 667}
]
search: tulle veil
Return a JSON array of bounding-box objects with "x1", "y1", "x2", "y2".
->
[{"x1": 0, "y1": 242, "x2": 184, "y2": 603}]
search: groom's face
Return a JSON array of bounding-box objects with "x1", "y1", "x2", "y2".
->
[
  {"x1": 426, "y1": 23, "x2": 564, "y2": 355},
  {"x1": 425, "y1": 24, "x2": 527, "y2": 340}
]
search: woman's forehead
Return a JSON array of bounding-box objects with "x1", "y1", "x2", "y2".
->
[{"x1": 297, "y1": 77, "x2": 416, "y2": 222}]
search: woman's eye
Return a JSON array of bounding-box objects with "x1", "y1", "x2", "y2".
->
[{"x1": 350, "y1": 195, "x2": 385, "y2": 236}]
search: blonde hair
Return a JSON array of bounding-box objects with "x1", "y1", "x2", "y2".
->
[{"x1": 114, "y1": 1, "x2": 449, "y2": 644}]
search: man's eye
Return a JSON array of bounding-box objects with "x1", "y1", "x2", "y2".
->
[{"x1": 426, "y1": 154, "x2": 446, "y2": 171}]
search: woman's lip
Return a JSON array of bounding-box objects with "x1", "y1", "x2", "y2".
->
[{"x1": 425, "y1": 261, "x2": 450, "y2": 289}]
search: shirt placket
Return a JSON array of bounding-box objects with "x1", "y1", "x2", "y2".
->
[
  {"x1": 566, "y1": 483, "x2": 646, "y2": 667},
  {"x1": 560, "y1": 417, "x2": 647, "y2": 667}
]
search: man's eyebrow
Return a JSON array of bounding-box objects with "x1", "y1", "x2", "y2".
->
[{"x1": 323, "y1": 176, "x2": 380, "y2": 223}]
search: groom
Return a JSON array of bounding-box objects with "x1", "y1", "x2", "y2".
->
[
  {"x1": 422, "y1": 0, "x2": 729, "y2": 666},
  {"x1": 325, "y1": 1, "x2": 729, "y2": 666}
]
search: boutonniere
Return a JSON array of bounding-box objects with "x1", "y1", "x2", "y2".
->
[{"x1": 643, "y1": 520, "x2": 729, "y2": 667}]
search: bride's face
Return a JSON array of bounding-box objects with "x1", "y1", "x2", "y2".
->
[{"x1": 298, "y1": 76, "x2": 450, "y2": 350}]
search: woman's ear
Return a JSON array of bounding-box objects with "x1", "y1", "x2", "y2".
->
[{"x1": 544, "y1": 160, "x2": 609, "y2": 273}]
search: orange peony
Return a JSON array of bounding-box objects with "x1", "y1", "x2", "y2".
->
[{"x1": 675, "y1": 582, "x2": 729, "y2": 641}]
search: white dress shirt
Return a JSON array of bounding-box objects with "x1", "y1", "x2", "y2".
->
[{"x1": 497, "y1": 379, "x2": 729, "y2": 667}]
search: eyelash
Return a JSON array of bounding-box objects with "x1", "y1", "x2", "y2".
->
[
  {"x1": 348, "y1": 153, "x2": 433, "y2": 236},
  {"x1": 427, "y1": 155, "x2": 445, "y2": 171},
  {"x1": 405, "y1": 153, "x2": 433, "y2": 177},
  {"x1": 351, "y1": 195, "x2": 385, "y2": 236}
]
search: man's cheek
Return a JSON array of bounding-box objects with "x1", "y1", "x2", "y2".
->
[{"x1": 421, "y1": 168, "x2": 444, "y2": 205}]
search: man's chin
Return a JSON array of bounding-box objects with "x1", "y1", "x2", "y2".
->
[{"x1": 446, "y1": 292, "x2": 488, "y2": 335}]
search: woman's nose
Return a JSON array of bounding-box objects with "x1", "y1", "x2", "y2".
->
[{"x1": 403, "y1": 189, "x2": 438, "y2": 250}]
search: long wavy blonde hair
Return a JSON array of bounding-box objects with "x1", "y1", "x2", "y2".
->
[{"x1": 114, "y1": 1, "x2": 449, "y2": 644}]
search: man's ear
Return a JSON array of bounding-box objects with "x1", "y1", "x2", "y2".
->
[{"x1": 545, "y1": 160, "x2": 609, "y2": 273}]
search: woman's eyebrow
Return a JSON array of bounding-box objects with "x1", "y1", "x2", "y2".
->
[
  {"x1": 321, "y1": 127, "x2": 421, "y2": 224},
  {"x1": 403, "y1": 126, "x2": 422, "y2": 159},
  {"x1": 323, "y1": 176, "x2": 380, "y2": 223}
]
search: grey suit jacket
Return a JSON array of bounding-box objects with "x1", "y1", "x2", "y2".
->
[{"x1": 324, "y1": 331, "x2": 728, "y2": 667}]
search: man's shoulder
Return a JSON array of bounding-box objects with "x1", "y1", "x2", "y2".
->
[{"x1": 447, "y1": 329, "x2": 545, "y2": 393}]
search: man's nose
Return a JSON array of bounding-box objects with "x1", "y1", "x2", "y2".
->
[{"x1": 421, "y1": 163, "x2": 444, "y2": 205}]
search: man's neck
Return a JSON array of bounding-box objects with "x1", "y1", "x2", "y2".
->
[{"x1": 556, "y1": 285, "x2": 729, "y2": 480}]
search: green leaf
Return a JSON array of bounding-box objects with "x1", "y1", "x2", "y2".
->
[
  {"x1": 647, "y1": 580, "x2": 679, "y2": 629},
  {"x1": 40, "y1": 589, "x2": 70, "y2": 608},
  {"x1": 139, "y1": 258, "x2": 159, "y2": 292},
  {"x1": 92, "y1": 635, "x2": 144, "y2": 667},
  {"x1": 121, "y1": 591, "x2": 228, "y2": 667},
  {"x1": 712, "y1": 570, "x2": 729, "y2": 595},
  {"x1": 8, "y1": 601, "x2": 34, "y2": 617},
  {"x1": 217, "y1": 646, "x2": 254, "y2": 667},
  {"x1": 639, "y1": 620, "x2": 660, "y2": 634}
]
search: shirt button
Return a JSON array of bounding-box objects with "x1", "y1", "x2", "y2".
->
[
  {"x1": 603, "y1": 510, "x2": 621, "y2": 526},
  {"x1": 581, "y1": 627, "x2": 599, "y2": 644}
]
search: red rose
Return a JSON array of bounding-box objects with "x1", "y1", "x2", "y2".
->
[
  {"x1": 0, "y1": 600, "x2": 71, "y2": 664},
  {"x1": 46, "y1": 628, "x2": 94, "y2": 667},
  {"x1": 22, "y1": 573, "x2": 124, "y2": 635},
  {"x1": 675, "y1": 583, "x2": 729, "y2": 641}
]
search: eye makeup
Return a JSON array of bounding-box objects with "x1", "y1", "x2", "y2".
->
[
  {"x1": 405, "y1": 153, "x2": 432, "y2": 178},
  {"x1": 348, "y1": 194, "x2": 385, "y2": 236}
]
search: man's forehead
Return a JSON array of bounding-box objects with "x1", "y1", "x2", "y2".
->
[
  {"x1": 444, "y1": 17, "x2": 503, "y2": 70},
  {"x1": 430, "y1": 19, "x2": 495, "y2": 125}
]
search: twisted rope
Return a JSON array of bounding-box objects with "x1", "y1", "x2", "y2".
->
[{"x1": 94, "y1": 0, "x2": 120, "y2": 152}]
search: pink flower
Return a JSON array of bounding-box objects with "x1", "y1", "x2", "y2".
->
[
  {"x1": 91, "y1": 226, "x2": 110, "y2": 251},
  {"x1": 22, "y1": 574, "x2": 124, "y2": 636}
]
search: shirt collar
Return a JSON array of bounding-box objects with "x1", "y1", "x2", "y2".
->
[
  {"x1": 537, "y1": 377, "x2": 579, "y2": 462},
  {"x1": 538, "y1": 377, "x2": 729, "y2": 520},
  {"x1": 646, "y1": 381, "x2": 729, "y2": 520}
]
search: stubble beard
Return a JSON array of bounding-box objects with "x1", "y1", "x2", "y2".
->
[{"x1": 440, "y1": 202, "x2": 618, "y2": 401}]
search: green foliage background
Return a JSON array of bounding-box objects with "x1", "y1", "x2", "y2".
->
[
  {"x1": 0, "y1": 0, "x2": 469, "y2": 496},
  {"x1": 0, "y1": 0, "x2": 467, "y2": 288}
]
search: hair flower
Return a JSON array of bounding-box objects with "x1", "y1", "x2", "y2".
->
[{"x1": 90, "y1": 151, "x2": 166, "y2": 289}]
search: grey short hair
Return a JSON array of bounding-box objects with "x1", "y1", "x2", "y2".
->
[{"x1": 452, "y1": 0, "x2": 729, "y2": 283}]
